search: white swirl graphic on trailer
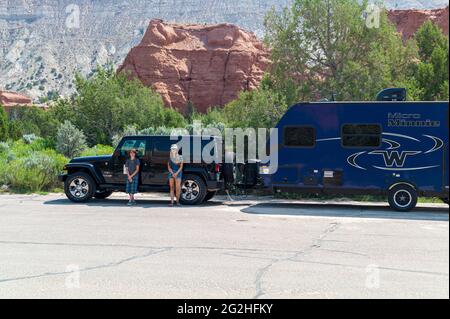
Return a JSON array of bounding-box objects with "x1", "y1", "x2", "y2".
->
[{"x1": 316, "y1": 132, "x2": 444, "y2": 171}]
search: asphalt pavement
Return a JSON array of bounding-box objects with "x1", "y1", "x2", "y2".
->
[{"x1": 0, "y1": 193, "x2": 448, "y2": 298}]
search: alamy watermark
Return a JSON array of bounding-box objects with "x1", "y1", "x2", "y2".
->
[
  {"x1": 364, "y1": 2, "x2": 384, "y2": 29},
  {"x1": 65, "y1": 4, "x2": 81, "y2": 29},
  {"x1": 65, "y1": 264, "x2": 80, "y2": 289},
  {"x1": 365, "y1": 264, "x2": 380, "y2": 289},
  {"x1": 169, "y1": 121, "x2": 279, "y2": 174}
]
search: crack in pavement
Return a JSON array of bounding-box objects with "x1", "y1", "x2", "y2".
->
[
  {"x1": 0, "y1": 240, "x2": 303, "y2": 254},
  {"x1": 253, "y1": 222, "x2": 340, "y2": 299},
  {"x1": 289, "y1": 259, "x2": 449, "y2": 277},
  {"x1": 0, "y1": 240, "x2": 314, "y2": 286},
  {"x1": 0, "y1": 247, "x2": 172, "y2": 284}
]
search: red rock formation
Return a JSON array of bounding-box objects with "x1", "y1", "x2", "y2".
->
[
  {"x1": 388, "y1": 7, "x2": 449, "y2": 40},
  {"x1": 0, "y1": 90, "x2": 33, "y2": 112},
  {"x1": 118, "y1": 19, "x2": 271, "y2": 113}
]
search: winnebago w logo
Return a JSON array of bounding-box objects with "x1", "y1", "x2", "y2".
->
[
  {"x1": 344, "y1": 133, "x2": 443, "y2": 171},
  {"x1": 369, "y1": 151, "x2": 421, "y2": 168}
]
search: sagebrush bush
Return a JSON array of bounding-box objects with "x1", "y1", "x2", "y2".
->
[
  {"x1": 5, "y1": 150, "x2": 67, "y2": 192},
  {"x1": 0, "y1": 106, "x2": 8, "y2": 141},
  {"x1": 22, "y1": 134, "x2": 39, "y2": 144},
  {"x1": 0, "y1": 141, "x2": 9, "y2": 154},
  {"x1": 56, "y1": 121, "x2": 87, "y2": 158},
  {"x1": 0, "y1": 157, "x2": 7, "y2": 186}
]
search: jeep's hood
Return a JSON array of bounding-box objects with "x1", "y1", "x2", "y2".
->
[{"x1": 70, "y1": 155, "x2": 112, "y2": 164}]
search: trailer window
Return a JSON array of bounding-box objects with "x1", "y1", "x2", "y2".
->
[
  {"x1": 283, "y1": 126, "x2": 315, "y2": 147},
  {"x1": 342, "y1": 124, "x2": 381, "y2": 148}
]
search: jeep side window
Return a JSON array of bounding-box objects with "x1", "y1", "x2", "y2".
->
[
  {"x1": 119, "y1": 139, "x2": 146, "y2": 157},
  {"x1": 152, "y1": 141, "x2": 171, "y2": 158}
]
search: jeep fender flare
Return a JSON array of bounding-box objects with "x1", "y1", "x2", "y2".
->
[
  {"x1": 65, "y1": 163, "x2": 104, "y2": 185},
  {"x1": 182, "y1": 167, "x2": 209, "y2": 183}
]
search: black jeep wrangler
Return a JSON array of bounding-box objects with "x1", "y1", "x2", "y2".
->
[{"x1": 59, "y1": 135, "x2": 224, "y2": 205}]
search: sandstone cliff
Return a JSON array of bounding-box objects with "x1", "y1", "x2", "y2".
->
[
  {"x1": 0, "y1": 90, "x2": 33, "y2": 112},
  {"x1": 388, "y1": 6, "x2": 449, "y2": 39},
  {"x1": 118, "y1": 20, "x2": 271, "y2": 113}
]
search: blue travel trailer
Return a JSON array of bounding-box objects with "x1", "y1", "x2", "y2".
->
[{"x1": 260, "y1": 100, "x2": 449, "y2": 211}]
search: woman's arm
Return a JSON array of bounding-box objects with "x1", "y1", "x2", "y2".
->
[
  {"x1": 126, "y1": 161, "x2": 131, "y2": 178},
  {"x1": 168, "y1": 161, "x2": 174, "y2": 174},
  {"x1": 175, "y1": 161, "x2": 184, "y2": 175},
  {"x1": 130, "y1": 164, "x2": 140, "y2": 178}
]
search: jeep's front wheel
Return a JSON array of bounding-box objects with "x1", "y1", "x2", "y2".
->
[
  {"x1": 180, "y1": 174, "x2": 206, "y2": 205},
  {"x1": 64, "y1": 172, "x2": 96, "y2": 203}
]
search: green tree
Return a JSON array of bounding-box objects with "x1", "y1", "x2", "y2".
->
[
  {"x1": 8, "y1": 106, "x2": 59, "y2": 140},
  {"x1": 0, "y1": 106, "x2": 8, "y2": 141},
  {"x1": 48, "y1": 97, "x2": 77, "y2": 124},
  {"x1": 56, "y1": 121, "x2": 87, "y2": 158},
  {"x1": 192, "y1": 106, "x2": 228, "y2": 127},
  {"x1": 415, "y1": 20, "x2": 448, "y2": 62},
  {"x1": 223, "y1": 87, "x2": 288, "y2": 129},
  {"x1": 264, "y1": 0, "x2": 418, "y2": 104},
  {"x1": 73, "y1": 66, "x2": 186, "y2": 145},
  {"x1": 414, "y1": 21, "x2": 449, "y2": 101}
]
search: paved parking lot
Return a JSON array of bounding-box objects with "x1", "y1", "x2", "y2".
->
[{"x1": 0, "y1": 193, "x2": 448, "y2": 298}]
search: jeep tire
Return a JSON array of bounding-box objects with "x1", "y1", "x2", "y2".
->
[
  {"x1": 64, "y1": 172, "x2": 96, "y2": 203},
  {"x1": 180, "y1": 174, "x2": 207, "y2": 205}
]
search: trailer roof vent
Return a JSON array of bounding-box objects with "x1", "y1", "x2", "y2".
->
[{"x1": 376, "y1": 88, "x2": 407, "y2": 101}]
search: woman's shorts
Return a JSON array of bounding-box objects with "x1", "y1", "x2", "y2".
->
[
  {"x1": 168, "y1": 172, "x2": 183, "y2": 181},
  {"x1": 126, "y1": 175, "x2": 139, "y2": 194}
]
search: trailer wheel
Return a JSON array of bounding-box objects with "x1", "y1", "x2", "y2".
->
[{"x1": 388, "y1": 184, "x2": 417, "y2": 212}]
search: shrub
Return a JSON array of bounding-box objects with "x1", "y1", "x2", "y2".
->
[
  {"x1": 5, "y1": 150, "x2": 68, "y2": 192},
  {"x1": 138, "y1": 126, "x2": 175, "y2": 136},
  {"x1": 0, "y1": 141, "x2": 9, "y2": 154},
  {"x1": 112, "y1": 125, "x2": 139, "y2": 148},
  {"x1": 80, "y1": 144, "x2": 114, "y2": 157},
  {"x1": 0, "y1": 106, "x2": 8, "y2": 141},
  {"x1": 223, "y1": 88, "x2": 288, "y2": 129},
  {"x1": 73, "y1": 66, "x2": 186, "y2": 145},
  {"x1": 56, "y1": 121, "x2": 87, "y2": 158},
  {"x1": 8, "y1": 106, "x2": 59, "y2": 140},
  {"x1": 0, "y1": 157, "x2": 7, "y2": 186},
  {"x1": 22, "y1": 134, "x2": 39, "y2": 144}
]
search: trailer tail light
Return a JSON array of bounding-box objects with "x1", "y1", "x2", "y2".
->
[
  {"x1": 259, "y1": 165, "x2": 270, "y2": 175},
  {"x1": 215, "y1": 164, "x2": 221, "y2": 173}
]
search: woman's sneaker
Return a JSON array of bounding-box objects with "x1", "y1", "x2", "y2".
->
[{"x1": 127, "y1": 201, "x2": 133, "y2": 206}]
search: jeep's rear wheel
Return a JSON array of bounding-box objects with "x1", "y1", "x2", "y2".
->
[
  {"x1": 64, "y1": 172, "x2": 95, "y2": 203},
  {"x1": 94, "y1": 190, "x2": 113, "y2": 199},
  {"x1": 180, "y1": 174, "x2": 206, "y2": 205}
]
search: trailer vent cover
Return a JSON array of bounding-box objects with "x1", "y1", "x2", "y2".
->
[{"x1": 376, "y1": 88, "x2": 407, "y2": 101}]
